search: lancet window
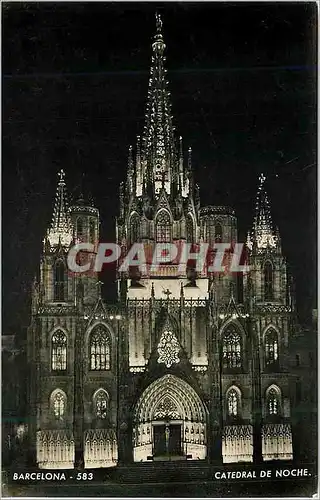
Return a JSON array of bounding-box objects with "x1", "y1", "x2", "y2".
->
[
  {"x1": 93, "y1": 389, "x2": 108, "y2": 419},
  {"x1": 156, "y1": 211, "x2": 171, "y2": 243},
  {"x1": 227, "y1": 387, "x2": 240, "y2": 417},
  {"x1": 266, "y1": 386, "x2": 281, "y2": 416},
  {"x1": 222, "y1": 327, "x2": 242, "y2": 369},
  {"x1": 264, "y1": 261, "x2": 273, "y2": 301},
  {"x1": 54, "y1": 260, "x2": 65, "y2": 301},
  {"x1": 215, "y1": 223, "x2": 223, "y2": 243},
  {"x1": 51, "y1": 330, "x2": 67, "y2": 371},
  {"x1": 265, "y1": 328, "x2": 279, "y2": 367},
  {"x1": 51, "y1": 390, "x2": 67, "y2": 420},
  {"x1": 89, "y1": 219, "x2": 96, "y2": 243},
  {"x1": 89, "y1": 326, "x2": 111, "y2": 371}
]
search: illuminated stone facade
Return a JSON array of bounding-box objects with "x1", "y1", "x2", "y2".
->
[{"x1": 27, "y1": 15, "x2": 295, "y2": 469}]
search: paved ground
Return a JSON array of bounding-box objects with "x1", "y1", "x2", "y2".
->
[{"x1": 4, "y1": 479, "x2": 318, "y2": 498}]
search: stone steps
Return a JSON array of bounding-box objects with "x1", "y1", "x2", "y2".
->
[{"x1": 113, "y1": 461, "x2": 210, "y2": 484}]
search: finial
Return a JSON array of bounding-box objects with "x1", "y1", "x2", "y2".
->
[
  {"x1": 163, "y1": 288, "x2": 172, "y2": 300},
  {"x1": 58, "y1": 169, "x2": 65, "y2": 185},
  {"x1": 179, "y1": 136, "x2": 183, "y2": 154},
  {"x1": 152, "y1": 12, "x2": 165, "y2": 52},
  {"x1": 246, "y1": 230, "x2": 253, "y2": 251},
  {"x1": 188, "y1": 147, "x2": 192, "y2": 169},
  {"x1": 156, "y1": 12, "x2": 163, "y2": 34},
  {"x1": 259, "y1": 172, "x2": 266, "y2": 187},
  {"x1": 230, "y1": 281, "x2": 235, "y2": 300},
  {"x1": 96, "y1": 280, "x2": 104, "y2": 298},
  {"x1": 128, "y1": 145, "x2": 133, "y2": 168}
]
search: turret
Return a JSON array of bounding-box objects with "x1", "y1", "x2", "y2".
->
[
  {"x1": 40, "y1": 169, "x2": 73, "y2": 303},
  {"x1": 69, "y1": 193, "x2": 100, "y2": 305},
  {"x1": 244, "y1": 173, "x2": 288, "y2": 305}
]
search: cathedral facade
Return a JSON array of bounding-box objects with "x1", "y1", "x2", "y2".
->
[{"x1": 28, "y1": 15, "x2": 295, "y2": 469}]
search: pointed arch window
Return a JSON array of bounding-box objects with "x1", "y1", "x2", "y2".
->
[
  {"x1": 215, "y1": 223, "x2": 223, "y2": 243},
  {"x1": 54, "y1": 260, "x2": 65, "y2": 301},
  {"x1": 265, "y1": 329, "x2": 279, "y2": 367},
  {"x1": 266, "y1": 386, "x2": 281, "y2": 416},
  {"x1": 51, "y1": 330, "x2": 67, "y2": 371},
  {"x1": 93, "y1": 389, "x2": 108, "y2": 419},
  {"x1": 222, "y1": 326, "x2": 242, "y2": 369},
  {"x1": 76, "y1": 217, "x2": 84, "y2": 241},
  {"x1": 227, "y1": 387, "x2": 240, "y2": 417},
  {"x1": 89, "y1": 219, "x2": 96, "y2": 243},
  {"x1": 89, "y1": 326, "x2": 111, "y2": 371},
  {"x1": 206, "y1": 218, "x2": 215, "y2": 244},
  {"x1": 186, "y1": 214, "x2": 194, "y2": 243},
  {"x1": 264, "y1": 261, "x2": 273, "y2": 301},
  {"x1": 156, "y1": 211, "x2": 171, "y2": 243},
  {"x1": 50, "y1": 389, "x2": 67, "y2": 420},
  {"x1": 129, "y1": 213, "x2": 140, "y2": 245}
]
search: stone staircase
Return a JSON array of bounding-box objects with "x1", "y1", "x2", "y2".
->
[{"x1": 112, "y1": 461, "x2": 210, "y2": 484}]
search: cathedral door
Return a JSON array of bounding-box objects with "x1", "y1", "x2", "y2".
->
[
  {"x1": 133, "y1": 375, "x2": 208, "y2": 462},
  {"x1": 153, "y1": 425, "x2": 166, "y2": 456},
  {"x1": 168, "y1": 424, "x2": 182, "y2": 455},
  {"x1": 153, "y1": 423, "x2": 182, "y2": 457}
]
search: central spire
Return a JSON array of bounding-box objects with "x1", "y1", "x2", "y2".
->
[
  {"x1": 141, "y1": 13, "x2": 176, "y2": 195},
  {"x1": 125, "y1": 14, "x2": 192, "y2": 201}
]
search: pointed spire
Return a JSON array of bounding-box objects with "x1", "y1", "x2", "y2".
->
[
  {"x1": 127, "y1": 145, "x2": 134, "y2": 194},
  {"x1": 47, "y1": 169, "x2": 73, "y2": 247},
  {"x1": 141, "y1": 13, "x2": 175, "y2": 193},
  {"x1": 252, "y1": 173, "x2": 277, "y2": 251},
  {"x1": 136, "y1": 135, "x2": 143, "y2": 196},
  {"x1": 119, "y1": 181, "x2": 124, "y2": 219},
  {"x1": 180, "y1": 281, "x2": 184, "y2": 299},
  {"x1": 188, "y1": 146, "x2": 192, "y2": 172},
  {"x1": 246, "y1": 230, "x2": 253, "y2": 251},
  {"x1": 178, "y1": 136, "x2": 184, "y2": 191}
]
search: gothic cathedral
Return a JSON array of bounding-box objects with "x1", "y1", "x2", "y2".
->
[{"x1": 28, "y1": 15, "x2": 295, "y2": 469}]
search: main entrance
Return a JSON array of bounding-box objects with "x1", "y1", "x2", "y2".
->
[
  {"x1": 133, "y1": 374, "x2": 207, "y2": 462},
  {"x1": 153, "y1": 423, "x2": 182, "y2": 457}
]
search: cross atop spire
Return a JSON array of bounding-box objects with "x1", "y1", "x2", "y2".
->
[
  {"x1": 47, "y1": 169, "x2": 73, "y2": 248},
  {"x1": 250, "y1": 173, "x2": 278, "y2": 251},
  {"x1": 155, "y1": 12, "x2": 163, "y2": 35}
]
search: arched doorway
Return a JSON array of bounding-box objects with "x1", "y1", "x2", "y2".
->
[{"x1": 133, "y1": 374, "x2": 207, "y2": 462}]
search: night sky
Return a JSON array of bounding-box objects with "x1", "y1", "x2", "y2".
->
[{"x1": 2, "y1": 2, "x2": 317, "y2": 335}]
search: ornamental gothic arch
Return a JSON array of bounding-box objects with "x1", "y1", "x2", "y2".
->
[
  {"x1": 133, "y1": 375, "x2": 207, "y2": 461},
  {"x1": 27, "y1": 14, "x2": 296, "y2": 471}
]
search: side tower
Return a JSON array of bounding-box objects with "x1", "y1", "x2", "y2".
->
[
  {"x1": 28, "y1": 170, "x2": 76, "y2": 468},
  {"x1": 244, "y1": 173, "x2": 293, "y2": 461},
  {"x1": 28, "y1": 170, "x2": 120, "y2": 470}
]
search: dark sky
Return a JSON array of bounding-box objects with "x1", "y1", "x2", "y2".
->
[{"x1": 2, "y1": 2, "x2": 317, "y2": 334}]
